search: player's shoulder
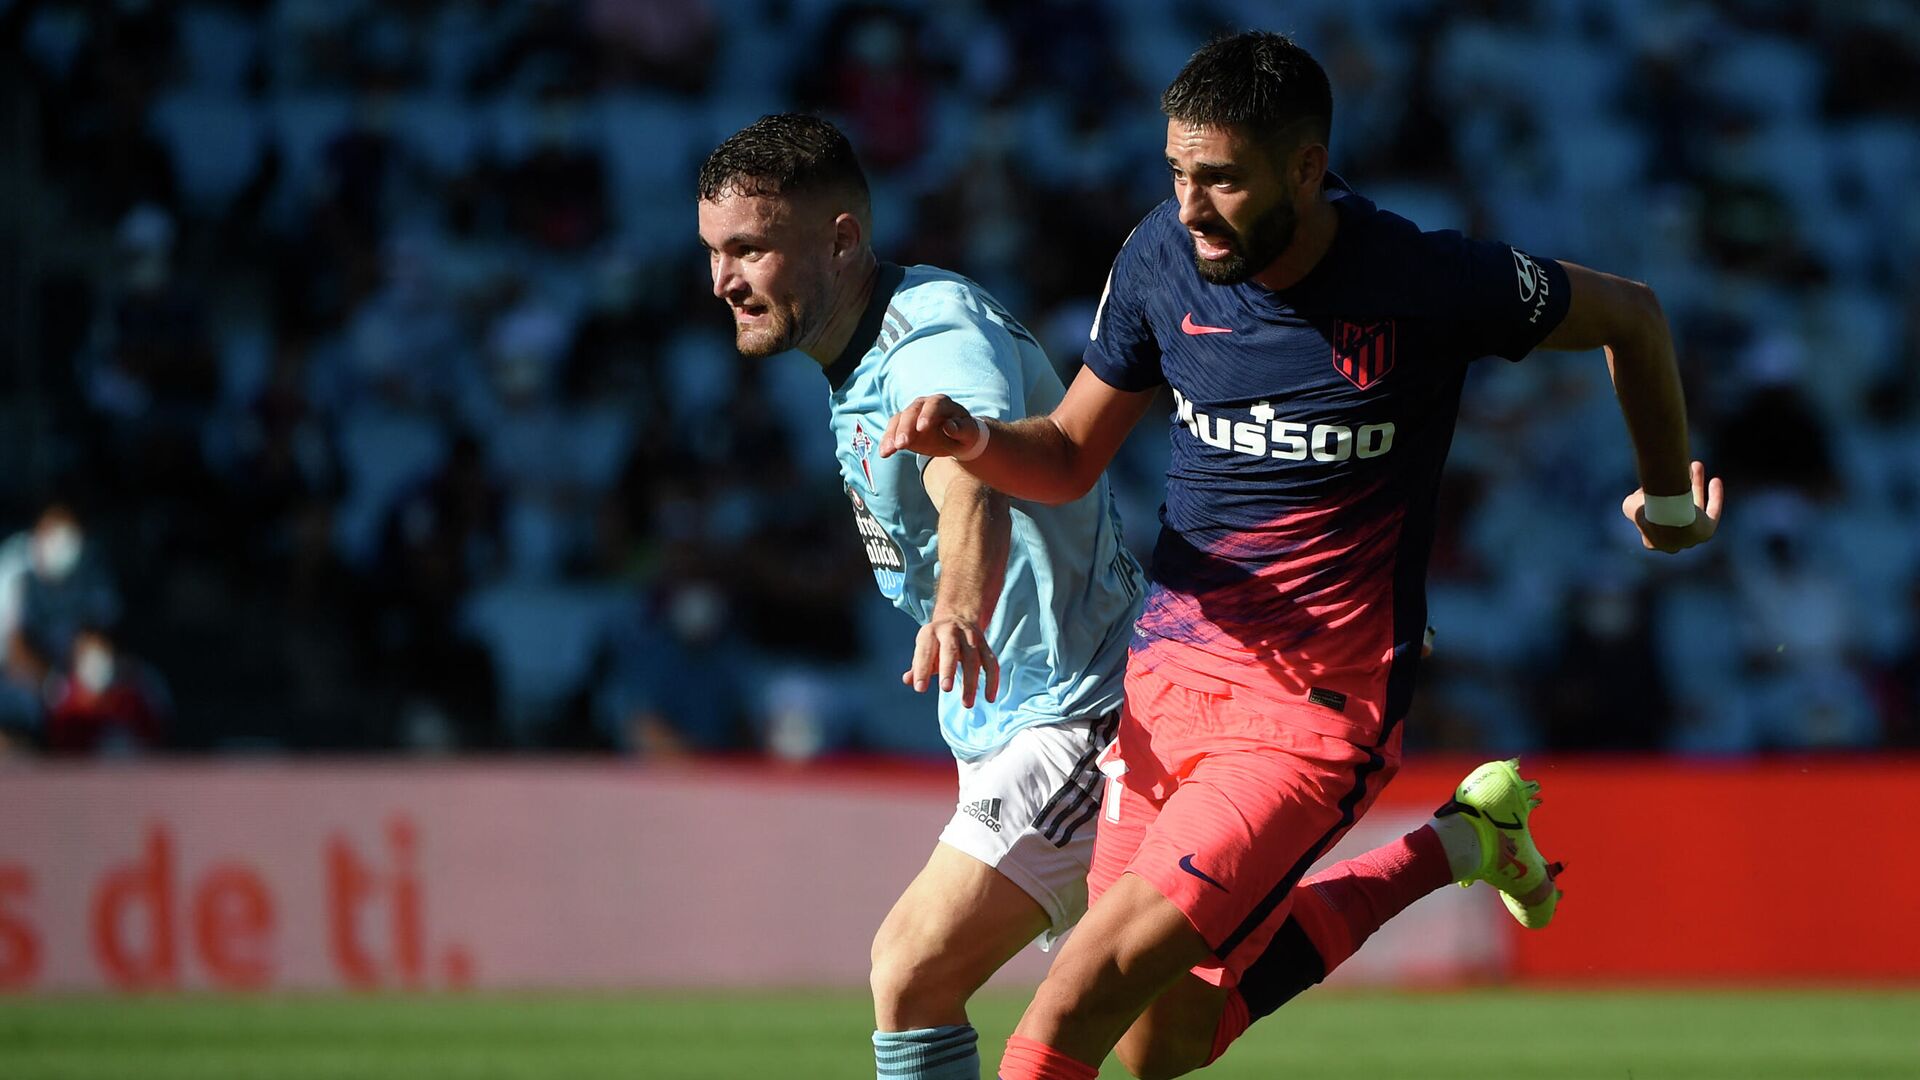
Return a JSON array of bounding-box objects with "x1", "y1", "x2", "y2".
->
[
  {"x1": 868, "y1": 265, "x2": 1024, "y2": 381},
  {"x1": 1095, "y1": 199, "x2": 1189, "y2": 302},
  {"x1": 1118, "y1": 199, "x2": 1187, "y2": 262},
  {"x1": 1326, "y1": 177, "x2": 1440, "y2": 257},
  {"x1": 889, "y1": 265, "x2": 998, "y2": 336},
  {"x1": 1319, "y1": 176, "x2": 1529, "y2": 314},
  {"x1": 1341, "y1": 176, "x2": 1539, "y2": 270}
]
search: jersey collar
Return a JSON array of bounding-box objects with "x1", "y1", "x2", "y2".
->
[{"x1": 823, "y1": 262, "x2": 906, "y2": 390}]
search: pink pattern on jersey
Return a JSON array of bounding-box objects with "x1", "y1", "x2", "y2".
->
[{"x1": 1133, "y1": 485, "x2": 1405, "y2": 695}]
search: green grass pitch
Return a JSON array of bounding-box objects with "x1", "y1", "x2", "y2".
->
[{"x1": 3, "y1": 988, "x2": 1916, "y2": 1079}]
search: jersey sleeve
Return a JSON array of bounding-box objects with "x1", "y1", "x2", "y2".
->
[
  {"x1": 1081, "y1": 225, "x2": 1165, "y2": 391},
  {"x1": 1430, "y1": 232, "x2": 1572, "y2": 362}
]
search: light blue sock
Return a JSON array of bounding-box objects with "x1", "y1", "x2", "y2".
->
[{"x1": 874, "y1": 1024, "x2": 979, "y2": 1080}]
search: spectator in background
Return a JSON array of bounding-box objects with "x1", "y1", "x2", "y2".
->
[
  {"x1": 1537, "y1": 579, "x2": 1669, "y2": 751},
  {"x1": 25, "y1": 0, "x2": 179, "y2": 222},
  {"x1": 796, "y1": 6, "x2": 930, "y2": 173},
  {"x1": 1714, "y1": 329, "x2": 1839, "y2": 501},
  {"x1": 227, "y1": 336, "x2": 344, "y2": 586},
  {"x1": 469, "y1": 0, "x2": 596, "y2": 96},
  {"x1": 0, "y1": 504, "x2": 123, "y2": 696},
  {"x1": 1697, "y1": 115, "x2": 1826, "y2": 287},
  {"x1": 44, "y1": 628, "x2": 169, "y2": 756},
  {"x1": 589, "y1": 581, "x2": 750, "y2": 756},
  {"x1": 587, "y1": 0, "x2": 715, "y2": 96},
  {"x1": 563, "y1": 249, "x2": 662, "y2": 406},
  {"x1": 86, "y1": 205, "x2": 219, "y2": 497},
  {"x1": 504, "y1": 84, "x2": 610, "y2": 251},
  {"x1": 371, "y1": 433, "x2": 507, "y2": 747}
]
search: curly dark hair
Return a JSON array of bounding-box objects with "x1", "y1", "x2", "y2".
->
[
  {"x1": 1161, "y1": 31, "x2": 1333, "y2": 152},
  {"x1": 697, "y1": 113, "x2": 871, "y2": 214}
]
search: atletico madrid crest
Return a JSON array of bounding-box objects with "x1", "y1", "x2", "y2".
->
[{"x1": 1332, "y1": 320, "x2": 1395, "y2": 390}]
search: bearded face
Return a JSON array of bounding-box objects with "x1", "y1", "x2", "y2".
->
[
  {"x1": 699, "y1": 193, "x2": 837, "y2": 358},
  {"x1": 1166, "y1": 119, "x2": 1308, "y2": 287},
  {"x1": 1189, "y1": 195, "x2": 1299, "y2": 285}
]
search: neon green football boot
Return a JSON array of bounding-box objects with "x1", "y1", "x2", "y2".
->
[{"x1": 1435, "y1": 758, "x2": 1562, "y2": 929}]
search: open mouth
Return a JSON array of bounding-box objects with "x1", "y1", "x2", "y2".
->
[{"x1": 1191, "y1": 231, "x2": 1236, "y2": 260}]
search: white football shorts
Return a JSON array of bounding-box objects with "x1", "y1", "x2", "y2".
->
[{"x1": 937, "y1": 710, "x2": 1119, "y2": 946}]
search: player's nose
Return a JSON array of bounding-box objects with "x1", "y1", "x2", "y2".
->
[
  {"x1": 1175, "y1": 185, "x2": 1214, "y2": 228},
  {"x1": 710, "y1": 256, "x2": 739, "y2": 300}
]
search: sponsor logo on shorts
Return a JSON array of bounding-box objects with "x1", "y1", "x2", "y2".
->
[
  {"x1": 1178, "y1": 853, "x2": 1229, "y2": 893},
  {"x1": 963, "y1": 797, "x2": 1003, "y2": 833}
]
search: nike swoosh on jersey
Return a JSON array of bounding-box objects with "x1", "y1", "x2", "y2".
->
[{"x1": 1180, "y1": 313, "x2": 1233, "y2": 335}]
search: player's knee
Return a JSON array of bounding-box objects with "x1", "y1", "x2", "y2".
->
[{"x1": 869, "y1": 929, "x2": 965, "y2": 1026}]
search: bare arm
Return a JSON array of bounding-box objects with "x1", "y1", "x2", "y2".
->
[
  {"x1": 879, "y1": 366, "x2": 1159, "y2": 504},
  {"x1": 1541, "y1": 260, "x2": 1723, "y2": 552},
  {"x1": 902, "y1": 457, "x2": 1009, "y2": 707}
]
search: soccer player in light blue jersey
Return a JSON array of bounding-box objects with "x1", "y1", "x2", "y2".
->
[{"x1": 698, "y1": 114, "x2": 1144, "y2": 1080}]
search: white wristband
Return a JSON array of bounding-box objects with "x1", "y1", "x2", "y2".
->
[
  {"x1": 951, "y1": 416, "x2": 991, "y2": 462},
  {"x1": 1643, "y1": 492, "x2": 1697, "y2": 528}
]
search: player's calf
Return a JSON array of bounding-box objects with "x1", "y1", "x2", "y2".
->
[{"x1": 1113, "y1": 974, "x2": 1237, "y2": 1080}]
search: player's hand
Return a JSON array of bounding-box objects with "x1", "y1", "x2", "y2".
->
[
  {"x1": 903, "y1": 613, "x2": 1000, "y2": 708},
  {"x1": 879, "y1": 395, "x2": 983, "y2": 460},
  {"x1": 1622, "y1": 460, "x2": 1724, "y2": 553}
]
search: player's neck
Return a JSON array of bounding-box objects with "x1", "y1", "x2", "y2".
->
[
  {"x1": 1250, "y1": 195, "x2": 1339, "y2": 293},
  {"x1": 802, "y1": 253, "x2": 881, "y2": 369}
]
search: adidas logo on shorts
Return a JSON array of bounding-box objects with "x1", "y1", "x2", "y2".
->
[{"x1": 962, "y1": 798, "x2": 1003, "y2": 833}]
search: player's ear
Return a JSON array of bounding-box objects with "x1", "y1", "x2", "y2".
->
[
  {"x1": 831, "y1": 211, "x2": 864, "y2": 262},
  {"x1": 1293, "y1": 141, "x2": 1328, "y2": 198}
]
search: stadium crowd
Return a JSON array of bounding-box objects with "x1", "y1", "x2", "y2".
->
[{"x1": 0, "y1": 0, "x2": 1915, "y2": 757}]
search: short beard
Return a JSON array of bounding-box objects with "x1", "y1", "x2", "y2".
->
[
  {"x1": 733, "y1": 312, "x2": 801, "y2": 359},
  {"x1": 732, "y1": 282, "x2": 825, "y2": 358},
  {"x1": 1192, "y1": 198, "x2": 1298, "y2": 285}
]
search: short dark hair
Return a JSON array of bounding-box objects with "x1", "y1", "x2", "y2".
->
[
  {"x1": 697, "y1": 113, "x2": 871, "y2": 214},
  {"x1": 1161, "y1": 31, "x2": 1333, "y2": 152}
]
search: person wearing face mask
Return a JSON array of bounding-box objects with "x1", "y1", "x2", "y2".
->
[
  {"x1": 587, "y1": 580, "x2": 749, "y2": 758},
  {"x1": 0, "y1": 505, "x2": 124, "y2": 732},
  {"x1": 44, "y1": 628, "x2": 169, "y2": 755}
]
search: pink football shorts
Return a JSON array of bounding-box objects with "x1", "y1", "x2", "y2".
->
[{"x1": 1086, "y1": 658, "x2": 1404, "y2": 986}]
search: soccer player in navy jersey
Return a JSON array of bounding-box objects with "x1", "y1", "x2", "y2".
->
[{"x1": 883, "y1": 31, "x2": 1725, "y2": 1080}]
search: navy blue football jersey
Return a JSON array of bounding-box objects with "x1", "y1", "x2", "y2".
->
[{"x1": 1084, "y1": 176, "x2": 1570, "y2": 736}]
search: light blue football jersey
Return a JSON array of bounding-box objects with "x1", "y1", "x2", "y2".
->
[{"x1": 823, "y1": 264, "x2": 1144, "y2": 760}]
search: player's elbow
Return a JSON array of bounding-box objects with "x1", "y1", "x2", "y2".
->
[
  {"x1": 1027, "y1": 423, "x2": 1103, "y2": 505},
  {"x1": 1607, "y1": 277, "x2": 1668, "y2": 350},
  {"x1": 1028, "y1": 467, "x2": 1100, "y2": 505}
]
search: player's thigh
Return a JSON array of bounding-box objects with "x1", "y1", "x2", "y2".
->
[
  {"x1": 871, "y1": 841, "x2": 1052, "y2": 1005},
  {"x1": 936, "y1": 714, "x2": 1117, "y2": 942},
  {"x1": 1125, "y1": 745, "x2": 1365, "y2": 984},
  {"x1": 1014, "y1": 871, "x2": 1213, "y2": 1060},
  {"x1": 872, "y1": 715, "x2": 1114, "y2": 1018}
]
